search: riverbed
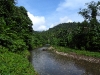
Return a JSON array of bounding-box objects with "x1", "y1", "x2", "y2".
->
[{"x1": 30, "y1": 47, "x2": 100, "y2": 75}]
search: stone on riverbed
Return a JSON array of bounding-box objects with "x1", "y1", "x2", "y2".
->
[
  {"x1": 42, "y1": 49, "x2": 47, "y2": 51},
  {"x1": 48, "y1": 46, "x2": 55, "y2": 50}
]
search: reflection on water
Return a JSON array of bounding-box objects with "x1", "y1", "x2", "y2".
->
[{"x1": 30, "y1": 47, "x2": 100, "y2": 75}]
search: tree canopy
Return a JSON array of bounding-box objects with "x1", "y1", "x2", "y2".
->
[
  {"x1": 38, "y1": 1, "x2": 100, "y2": 52},
  {"x1": 0, "y1": 0, "x2": 35, "y2": 52}
]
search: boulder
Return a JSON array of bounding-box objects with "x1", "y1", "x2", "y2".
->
[{"x1": 42, "y1": 49, "x2": 47, "y2": 51}]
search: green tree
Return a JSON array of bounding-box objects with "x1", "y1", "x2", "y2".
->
[
  {"x1": 79, "y1": 1, "x2": 100, "y2": 51},
  {"x1": 0, "y1": 0, "x2": 34, "y2": 52},
  {"x1": 79, "y1": 1, "x2": 100, "y2": 21}
]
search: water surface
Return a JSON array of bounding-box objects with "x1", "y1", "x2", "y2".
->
[{"x1": 30, "y1": 47, "x2": 100, "y2": 75}]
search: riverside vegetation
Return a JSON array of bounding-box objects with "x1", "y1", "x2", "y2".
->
[{"x1": 0, "y1": 0, "x2": 45, "y2": 74}]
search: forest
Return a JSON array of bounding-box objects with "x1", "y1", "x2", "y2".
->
[
  {"x1": 39, "y1": 1, "x2": 100, "y2": 52},
  {"x1": 0, "y1": 0, "x2": 100, "y2": 74},
  {"x1": 0, "y1": 0, "x2": 39, "y2": 74}
]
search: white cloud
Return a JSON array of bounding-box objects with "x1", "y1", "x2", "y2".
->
[
  {"x1": 56, "y1": 0, "x2": 96, "y2": 11},
  {"x1": 36, "y1": 25, "x2": 47, "y2": 31},
  {"x1": 60, "y1": 16, "x2": 73, "y2": 23},
  {"x1": 50, "y1": 24, "x2": 55, "y2": 28},
  {"x1": 54, "y1": 0, "x2": 95, "y2": 24},
  {"x1": 27, "y1": 12, "x2": 47, "y2": 31},
  {"x1": 49, "y1": 16, "x2": 73, "y2": 28}
]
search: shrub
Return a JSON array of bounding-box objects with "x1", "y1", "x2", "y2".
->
[{"x1": 0, "y1": 50, "x2": 37, "y2": 75}]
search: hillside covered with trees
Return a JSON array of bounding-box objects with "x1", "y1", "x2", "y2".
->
[{"x1": 39, "y1": 1, "x2": 100, "y2": 52}]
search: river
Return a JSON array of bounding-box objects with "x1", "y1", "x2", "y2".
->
[{"x1": 29, "y1": 47, "x2": 100, "y2": 75}]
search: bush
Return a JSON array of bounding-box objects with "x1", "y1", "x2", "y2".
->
[{"x1": 0, "y1": 50, "x2": 37, "y2": 75}]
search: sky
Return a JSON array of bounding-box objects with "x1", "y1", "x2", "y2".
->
[{"x1": 17, "y1": 0, "x2": 99, "y2": 31}]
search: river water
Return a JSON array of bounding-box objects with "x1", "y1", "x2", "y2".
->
[{"x1": 30, "y1": 47, "x2": 100, "y2": 75}]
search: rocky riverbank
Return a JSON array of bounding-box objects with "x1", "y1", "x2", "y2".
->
[{"x1": 48, "y1": 46, "x2": 100, "y2": 63}]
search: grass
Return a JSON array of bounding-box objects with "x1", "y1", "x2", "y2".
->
[
  {"x1": 0, "y1": 47, "x2": 37, "y2": 75},
  {"x1": 53, "y1": 46, "x2": 100, "y2": 58}
]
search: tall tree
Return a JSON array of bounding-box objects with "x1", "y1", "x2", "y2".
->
[
  {"x1": 79, "y1": 1, "x2": 100, "y2": 51},
  {"x1": 79, "y1": 1, "x2": 100, "y2": 22}
]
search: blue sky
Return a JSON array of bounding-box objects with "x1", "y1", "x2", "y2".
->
[{"x1": 17, "y1": 0, "x2": 99, "y2": 31}]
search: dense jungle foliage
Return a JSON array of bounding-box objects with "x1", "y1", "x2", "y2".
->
[
  {"x1": 39, "y1": 1, "x2": 100, "y2": 52},
  {"x1": 0, "y1": 0, "x2": 34, "y2": 52},
  {"x1": 0, "y1": 0, "x2": 39, "y2": 74}
]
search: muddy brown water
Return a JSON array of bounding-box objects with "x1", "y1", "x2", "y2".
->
[{"x1": 30, "y1": 47, "x2": 100, "y2": 75}]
